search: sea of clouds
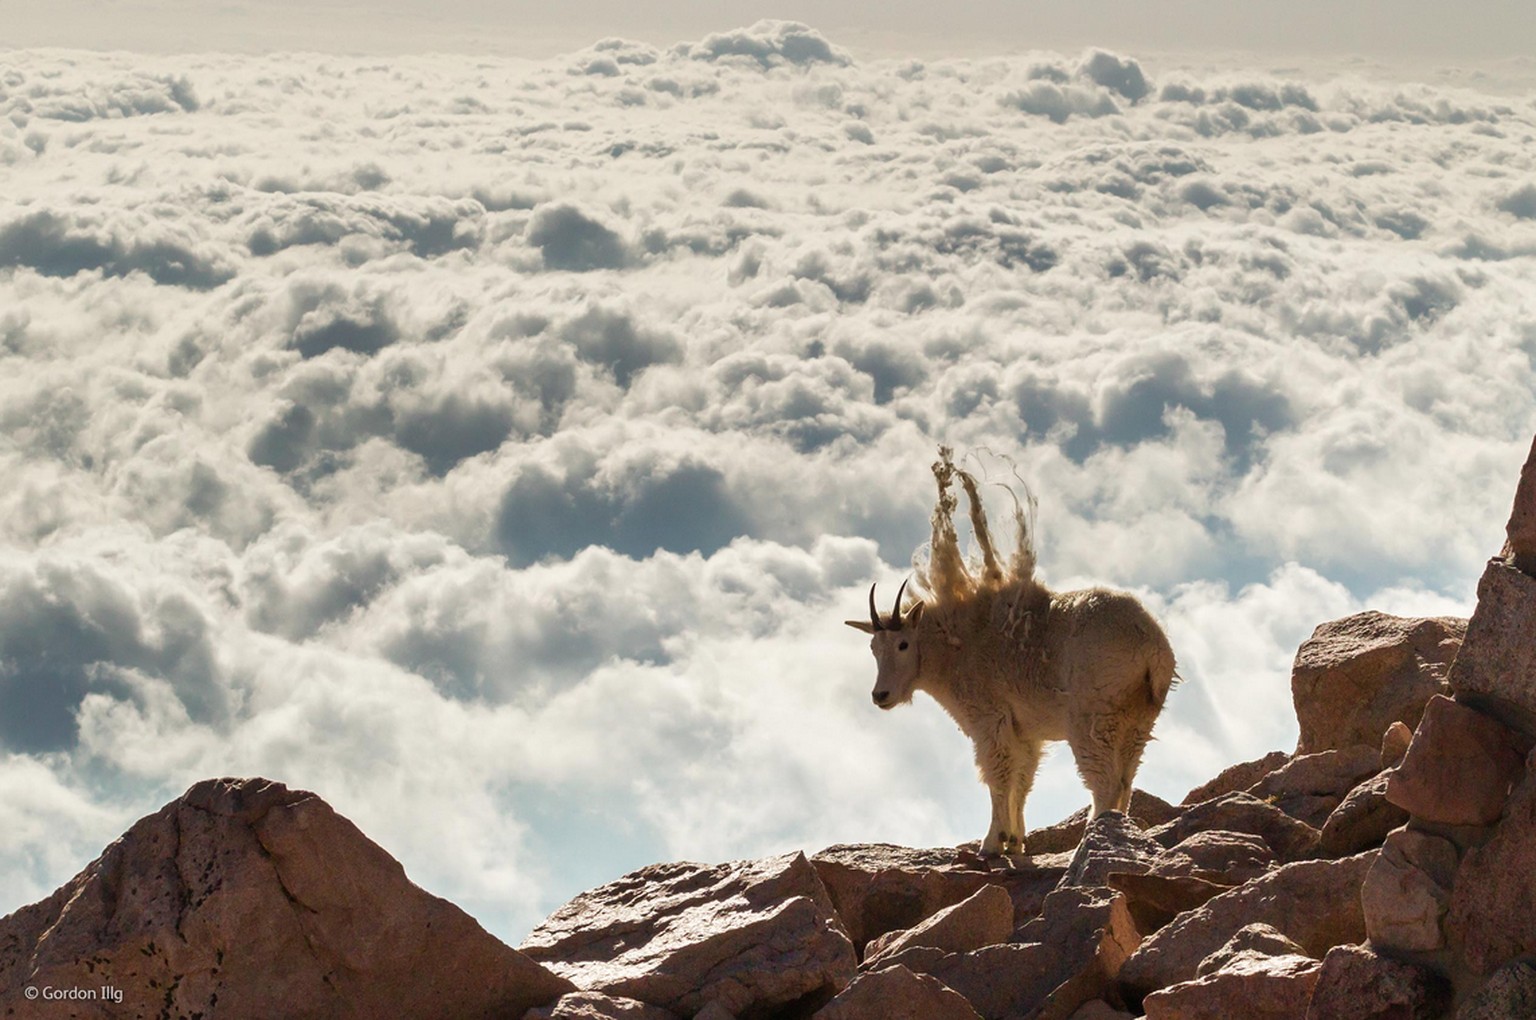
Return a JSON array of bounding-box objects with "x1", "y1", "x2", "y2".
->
[{"x1": 2, "y1": 21, "x2": 1535, "y2": 940}]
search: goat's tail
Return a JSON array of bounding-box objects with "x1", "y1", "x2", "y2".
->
[{"x1": 1146, "y1": 647, "x2": 1178, "y2": 711}]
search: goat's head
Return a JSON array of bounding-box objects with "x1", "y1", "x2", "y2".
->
[{"x1": 844, "y1": 579, "x2": 925, "y2": 709}]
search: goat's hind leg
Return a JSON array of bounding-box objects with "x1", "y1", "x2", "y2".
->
[
  {"x1": 1112, "y1": 712, "x2": 1159, "y2": 813},
  {"x1": 1073, "y1": 715, "x2": 1131, "y2": 818}
]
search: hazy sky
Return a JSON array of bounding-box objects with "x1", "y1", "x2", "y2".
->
[
  {"x1": 3, "y1": 16, "x2": 1535, "y2": 945},
  {"x1": 9, "y1": 0, "x2": 1536, "y2": 63}
]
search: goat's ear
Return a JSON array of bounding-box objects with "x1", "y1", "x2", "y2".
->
[
  {"x1": 844, "y1": 620, "x2": 877, "y2": 634},
  {"x1": 905, "y1": 601, "x2": 924, "y2": 624}
]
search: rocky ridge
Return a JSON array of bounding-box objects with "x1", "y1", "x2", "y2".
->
[{"x1": 4, "y1": 439, "x2": 1536, "y2": 1019}]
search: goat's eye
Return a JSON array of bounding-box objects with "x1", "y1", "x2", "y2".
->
[{"x1": 898, "y1": 640, "x2": 909, "y2": 651}]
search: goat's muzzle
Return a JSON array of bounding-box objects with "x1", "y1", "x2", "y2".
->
[{"x1": 872, "y1": 690, "x2": 892, "y2": 708}]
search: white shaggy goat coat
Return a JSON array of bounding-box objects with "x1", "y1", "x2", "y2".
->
[{"x1": 848, "y1": 448, "x2": 1177, "y2": 857}]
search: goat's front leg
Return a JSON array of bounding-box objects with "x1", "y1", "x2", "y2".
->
[
  {"x1": 1004, "y1": 740, "x2": 1044, "y2": 855},
  {"x1": 976, "y1": 732, "x2": 1026, "y2": 857}
]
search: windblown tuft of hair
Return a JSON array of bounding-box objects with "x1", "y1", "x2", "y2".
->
[{"x1": 911, "y1": 446, "x2": 1050, "y2": 640}]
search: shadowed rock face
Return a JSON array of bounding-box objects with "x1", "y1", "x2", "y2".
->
[{"x1": 0, "y1": 777, "x2": 571, "y2": 1020}]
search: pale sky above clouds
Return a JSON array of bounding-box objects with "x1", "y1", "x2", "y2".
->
[
  {"x1": 9, "y1": 0, "x2": 1536, "y2": 64},
  {"x1": 2, "y1": 17, "x2": 1535, "y2": 945}
]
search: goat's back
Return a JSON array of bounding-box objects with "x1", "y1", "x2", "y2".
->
[{"x1": 1046, "y1": 587, "x2": 1176, "y2": 708}]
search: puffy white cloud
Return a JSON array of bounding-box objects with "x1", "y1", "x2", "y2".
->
[{"x1": 2, "y1": 31, "x2": 1533, "y2": 942}]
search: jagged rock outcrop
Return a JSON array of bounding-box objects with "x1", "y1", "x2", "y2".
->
[
  {"x1": 0, "y1": 777, "x2": 572, "y2": 1020},
  {"x1": 809, "y1": 843, "x2": 1067, "y2": 953},
  {"x1": 1116, "y1": 851, "x2": 1377, "y2": 998},
  {"x1": 518, "y1": 852, "x2": 856, "y2": 1018},
  {"x1": 862, "y1": 883, "x2": 1015, "y2": 968}
]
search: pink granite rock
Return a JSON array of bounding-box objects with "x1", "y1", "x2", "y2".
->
[
  {"x1": 1140, "y1": 950, "x2": 1321, "y2": 1020},
  {"x1": 1058, "y1": 812, "x2": 1166, "y2": 889},
  {"x1": 1292, "y1": 612, "x2": 1465, "y2": 755},
  {"x1": 1117, "y1": 851, "x2": 1376, "y2": 998},
  {"x1": 1181, "y1": 751, "x2": 1290, "y2": 806},
  {"x1": 0, "y1": 778, "x2": 572, "y2": 1020},
  {"x1": 1318, "y1": 772, "x2": 1408, "y2": 858},
  {"x1": 1248, "y1": 745, "x2": 1384, "y2": 829},
  {"x1": 1303, "y1": 943, "x2": 1448, "y2": 1020},
  {"x1": 863, "y1": 883, "x2": 1014, "y2": 967},
  {"x1": 1385, "y1": 694, "x2": 1528, "y2": 826},
  {"x1": 1194, "y1": 923, "x2": 1307, "y2": 976},
  {"x1": 520, "y1": 852, "x2": 855, "y2": 1018},
  {"x1": 1026, "y1": 790, "x2": 1182, "y2": 854},
  {"x1": 1106, "y1": 872, "x2": 1230, "y2": 936},
  {"x1": 1152, "y1": 831, "x2": 1275, "y2": 885},
  {"x1": 1449, "y1": 561, "x2": 1536, "y2": 739},
  {"x1": 1067, "y1": 1003, "x2": 1135, "y2": 1020},
  {"x1": 810, "y1": 965, "x2": 981, "y2": 1020},
  {"x1": 523, "y1": 992, "x2": 680, "y2": 1020},
  {"x1": 1446, "y1": 754, "x2": 1536, "y2": 977},
  {"x1": 1457, "y1": 958, "x2": 1536, "y2": 1020},
  {"x1": 809, "y1": 844, "x2": 1064, "y2": 952},
  {"x1": 1381, "y1": 721, "x2": 1414, "y2": 769},
  {"x1": 1361, "y1": 827, "x2": 1458, "y2": 953},
  {"x1": 1501, "y1": 432, "x2": 1536, "y2": 576},
  {"x1": 1149, "y1": 792, "x2": 1320, "y2": 863},
  {"x1": 932, "y1": 886, "x2": 1142, "y2": 1020}
]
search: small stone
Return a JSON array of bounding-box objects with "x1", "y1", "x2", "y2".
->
[
  {"x1": 1385, "y1": 695, "x2": 1528, "y2": 826},
  {"x1": 1381, "y1": 721, "x2": 1413, "y2": 769},
  {"x1": 1067, "y1": 1002, "x2": 1135, "y2": 1020},
  {"x1": 1360, "y1": 827, "x2": 1457, "y2": 953}
]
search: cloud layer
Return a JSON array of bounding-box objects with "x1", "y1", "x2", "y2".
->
[{"x1": 2, "y1": 23, "x2": 1534, "y2": 940}]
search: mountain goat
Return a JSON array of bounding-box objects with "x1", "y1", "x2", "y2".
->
[{"x1": 846, "y1": 447, "x2": 1176, "y2": 857}]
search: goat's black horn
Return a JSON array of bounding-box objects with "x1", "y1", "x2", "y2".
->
[
  {"x1": 891, "y1": 578, "x2": 910, "y2": 629},
  {"x1": 868, "y1": 583, "x2": 884, "y2": 631}
]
